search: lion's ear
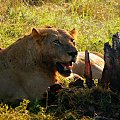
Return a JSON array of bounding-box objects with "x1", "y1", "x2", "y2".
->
[
  {"x1": 69, "y1": 28, "x2": 78, "y2": 40},
  {"x1": 32, "y1": 28, "x2": 39, "y2": 38}
]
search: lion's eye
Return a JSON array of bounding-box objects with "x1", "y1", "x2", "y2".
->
[
  {"x1": 71, "y1": 39, "x2": 74, "y2": 42},
  {"x1": 70, "y1": 39, "x2": 75, "y2": 45},
  {"x1": 53, "y1": 40, "x2": 61, "y2": 45}
]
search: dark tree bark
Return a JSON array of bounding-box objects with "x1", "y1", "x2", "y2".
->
[
  {"x1": 110, "y1": 32, "x2": 120, "y2": 92},
  {"x1": 101, "y1": 32, "x2": 120, "y2": 92},
  {"x1": 101, "y1": 42, "x2": 113, "y2": 90}
]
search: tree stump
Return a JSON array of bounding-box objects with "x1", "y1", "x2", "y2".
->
[{"x1": 101, "y1": 32, "x2": 120, "y2": 92}]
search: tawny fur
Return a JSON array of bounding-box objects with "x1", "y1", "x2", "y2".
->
[{"x1": 0, "y1": 27, "x2": 77, "y2": 102}]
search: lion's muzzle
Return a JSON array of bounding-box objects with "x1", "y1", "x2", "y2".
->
[
  {"x1": 56, "y1": 49, "x2": 78, "y2": 77},
  {"x1": 67, "y1": 50, "x2": 78, "y2": 62}
]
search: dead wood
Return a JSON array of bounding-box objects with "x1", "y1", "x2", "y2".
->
[
  {"x1": 84, "y1": 50, "x2": 94, "y2": 88},
  {"x1": 101, "y1": 32, "x2": 120, "y2": 92}
]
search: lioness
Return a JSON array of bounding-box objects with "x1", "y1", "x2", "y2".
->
[{"x1": 0, "y1": 27, "x2": 77, "y2": 103}]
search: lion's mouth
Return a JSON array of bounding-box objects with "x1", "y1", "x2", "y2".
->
[{"x1": 56, "y1": 61, "x2": 73, "y2": 77}]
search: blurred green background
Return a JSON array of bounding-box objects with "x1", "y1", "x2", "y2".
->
[{"x1": 0, "y1": 0, "x2": 120, "y2": 52}]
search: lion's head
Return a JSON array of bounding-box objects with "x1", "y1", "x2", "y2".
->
[{"x1": 31, "y1": 27, "x2": 78, "y2": 77}]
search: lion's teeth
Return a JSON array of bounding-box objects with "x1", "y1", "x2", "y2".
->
[
  {"x1": 64, "y1": 66, "x2": 67, "y2": 70},
  {"x1": 64, "y1": 66, "x2": 69, "y2": 70}
]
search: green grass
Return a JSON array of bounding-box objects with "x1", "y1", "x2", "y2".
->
[
  {"x1": 0, "y1": 99, "x2": 54, "y2": 120},
  {"x1": 0, "y1": 87, "x2": 119, "y2": 120},
  {"x1": 0, "y1": 0, "x2": 120, "y2": 119},
  {"x1": 0, "y1": 0, "x2": 120, "y2": 52}
]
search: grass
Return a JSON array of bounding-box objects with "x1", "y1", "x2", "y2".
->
[
  {"x1": 0, "y1": 0, "x2": 120, "y2": 52},
  {"x1": 0, "y1": 0, "x2": 120, "y2": 119},
  {"x1": 0, "y1": 87, "x2": 119, "y2": 120},
  {"x1": 0, "y1": 99, "x2": 54, "y2": 120}
]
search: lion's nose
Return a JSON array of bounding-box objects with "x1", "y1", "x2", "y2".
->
[{"x1": 67, "y1": 50, "x2": 78, "y2": 58}]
